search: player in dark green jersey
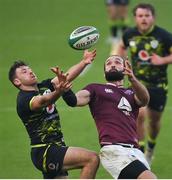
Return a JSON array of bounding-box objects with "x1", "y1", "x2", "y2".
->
[
  {"x1": 117, "y1": 3, "x2": 172, "y2": 165},
  {"x1": 8, "y1": 50, "x2": 99, "y2": 179}
]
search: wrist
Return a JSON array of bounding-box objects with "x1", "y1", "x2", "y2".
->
[
  {"x1": 129, "y1": 76, "x2": 137, "y2": 83},
  {"x1": 81, "y1": 59, "x2": 88, "y2": 66}
]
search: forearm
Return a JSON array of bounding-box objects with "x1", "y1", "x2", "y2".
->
[
  {"x1": 41, "y1": 91, "x2": 62, "y2": 106},
  {"x1": 62, "y1": 89, "x2": 77, "y2": 107},
  {"x1": 162, "y1": 54, "x2": 172, "y2": 64},
  {"x1": 31, "y1": 90, "x2": 62, "y2": 110},
  {"x1": 130, "y1": 77, "x2": 150, "y2": 106},
  {"x1": 66, "y1": 60, "x2": 86, "y2": 82}
]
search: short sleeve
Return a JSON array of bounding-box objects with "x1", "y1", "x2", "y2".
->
[
  {"x1": 17, "y1": 91, "x2": 38, "y2": 118},
  {"x1": 163, "y1": 31, "x2": 172, "y2": 54},
  {"x1": 82, "y1": 84, "x2": 96, "y2": 103}
]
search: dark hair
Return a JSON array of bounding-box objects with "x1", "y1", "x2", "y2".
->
[
  {"x1": 133, "y1": 3, "x2": 155, "y2": 16},
  {"x1": 8, "y1": 60, "x2": 27, "y2": 86}
]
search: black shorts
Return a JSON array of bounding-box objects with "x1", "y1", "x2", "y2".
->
[
  {"x1": 31, "y1": 143, "x2": 68, "y2": 179},
  {"x1": 118, "y1": 160, "x2": 148, "y2": 179},
  {"x1": 147, "y1": 88, "x2": 167, "y2": 112},
  {"x1": 105, "y1": 0, "x2": 129, "y2": 6}
]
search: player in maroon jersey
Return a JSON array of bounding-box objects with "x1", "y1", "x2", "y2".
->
[{"x1": 62, "y1": 55, "x2": 156, "y2": 179}]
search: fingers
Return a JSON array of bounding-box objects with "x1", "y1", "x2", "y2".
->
[
  {"x1": 51, "y1": 66, "x2": 61, "y2": 75},
  {"x1": 124, "y1": 60, "x2": 132, "y2": 69}
]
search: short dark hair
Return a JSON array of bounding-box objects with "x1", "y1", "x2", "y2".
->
[
  {"x1": 8, "y1": 60, "x2": 27, "y2": 86},
  {"x1": 133, "y1": 3, "x2": 155, "y2": 16}
]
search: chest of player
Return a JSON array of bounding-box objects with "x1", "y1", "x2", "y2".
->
[
  {"x1": 130, "y1": 36, "x2": 163, "y2": 58},
  {"x1": 93, "y1": 86, "x2": 135, "y2": 112}
]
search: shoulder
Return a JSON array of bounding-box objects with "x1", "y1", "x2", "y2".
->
[
  {"x1": 154, "y1": 26, "x2": 172, "y2": 36},
  {"x1": 17, "y1": 90, "x2": 38, "y2": 104},
  {"x1": 38, "y1": 78, "x2": 54, "y2": 90},
  {"x1": 83, "y1": 83, "x2": 104, "y2": 89},
  {"x1": 123, "y1": 27, "x2": 138, "y2": 37},
  {"x1": 82, "y1": 83, "x2": 105, "y2": 94},
  {"x1": 123, "y1": 27, "x2": 139, "y2": 46}
]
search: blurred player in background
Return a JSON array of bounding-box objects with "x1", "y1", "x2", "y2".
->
[
  {"x1": 117, "y1": 3, "x2": 172, "y2": 165},
  {"x1": 62, "y1": 55, "x2": 156, "y2": 179},
  {"x1": 105, "y1": 0, "x2": 130, "y2": 54},
  {"x1": 8, "y1": 50, "x2": 99, "y2": 179}
]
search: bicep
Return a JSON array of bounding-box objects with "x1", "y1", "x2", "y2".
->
[
  {"x1": 134, "y1": 94, "x2": 148, "y2": 107},
  {"x1": 30, "y1": 95, "x2": 45, "y2": 111},
  {"x1": 76, "y1": 90, "x2": 91, "y2": 106}
]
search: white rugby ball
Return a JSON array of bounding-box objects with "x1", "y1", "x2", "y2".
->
[{"x1": 68, "y1": 26, "x2": 99, "y2": 50}]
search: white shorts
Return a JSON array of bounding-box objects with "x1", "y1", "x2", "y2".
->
[{"x1": 99, "y1": 144, "x2": 150, "y2": 179}]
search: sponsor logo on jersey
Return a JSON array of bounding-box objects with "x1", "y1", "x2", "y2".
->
[
  {"x1": 138, "y1": 50, "x2": 150, "y2": 61},
  {"x1": 105, "y1": 88, "x2": 114, "y2": 93},
  {"x1": 129, "y1": 40, "x2": 136, "y2": 47},
  {"x1": 124, "y1": 89, "x2": 134, "y2": 95},
  {"x1": 118, "y1": 97, "x2": 132, "y2": 116},
  {"x1": 150, "y1": 40, "x2": 159, "y2": 49},
  {"x1": 43, "y1": 89, "x2": 55, "y2": 114}
]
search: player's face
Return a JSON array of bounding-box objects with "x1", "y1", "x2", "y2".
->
[
  {"x1": 104, "y1": 56, "x2": 124, "y2": 82},
  {"x1": 105, "y1": 56, "x2": 124, "y2": 72},
  {"x1": 14, "y1": 66, "x2": 38, "y2": 87},
  {"x1": 134, "y1": 8, "x2": 155, "y2": 33}
]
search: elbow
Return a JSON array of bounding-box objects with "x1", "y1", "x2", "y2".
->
[{"x1": 140, "y1": 94, "x2": 150, "y2": 107}]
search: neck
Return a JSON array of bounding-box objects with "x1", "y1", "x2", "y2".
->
[
  {"x1": 138, "y1": 25, "x2": 154, "y2": 35},
  {"x1": 106, "y1": 80, "x2": 124, "y2": 87},
  {"x1": 20, "y1": 84, "x2": 39, "y2": 91}
]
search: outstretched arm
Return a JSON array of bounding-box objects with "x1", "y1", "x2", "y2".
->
[
  {"x1": 31, "y1": 67, "x2": 72, "y2": 111},
  {"x1": 124, "y1": 59, "x2": 150, "y2": 107},
  {"x1": 66, "y1": 49, "x2": 96, "y2": 82},
  {"x1": 62, "y1": 89, "x2": 91, "y2": 107}
]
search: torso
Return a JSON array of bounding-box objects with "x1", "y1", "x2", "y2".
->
[
  {"x1": 84, "y1": 83, "x2": 139, "y2": 147},
  {"x1": 123, "y1": 25, "x2": 172, "y2": 90},
  {"x1": 17, "y1": 79, "x2": 65, "y2": 145}
]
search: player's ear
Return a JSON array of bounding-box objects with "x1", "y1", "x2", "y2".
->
[{"x1": 13, "y1": 78, "x2": 21, "y2": 87}]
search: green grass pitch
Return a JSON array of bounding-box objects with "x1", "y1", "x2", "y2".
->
[{"x1": 0, "y1": 0, "x2": 172, "y2": 178}]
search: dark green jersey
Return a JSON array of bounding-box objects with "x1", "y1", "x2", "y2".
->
[
  {"x1": 123, "y1": 25, "x2": 172, "y2": 89},
  {"x1": 17, "y1": 79, "x2": 64, "y2": 145}
]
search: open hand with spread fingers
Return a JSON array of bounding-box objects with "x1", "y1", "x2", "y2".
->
[
  {"x1": 51, "y1": 66, "x2": 72, "y2": 92},
  {"x1": 82, "y1": 49, "x2": 96, "y2": 65}
]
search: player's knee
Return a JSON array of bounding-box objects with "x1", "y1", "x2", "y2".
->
[{"x1": 89, "y1": 152, "x2": 100, "y2": 167}]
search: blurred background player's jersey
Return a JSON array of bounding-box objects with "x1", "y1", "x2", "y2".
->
[{"x1": 123, "y1": 25, "x2": 172, "y2": 90}]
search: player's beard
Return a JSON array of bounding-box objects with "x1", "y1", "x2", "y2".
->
[{"x1": 105, "y1": 70, "x2": 124, "y2": 82}]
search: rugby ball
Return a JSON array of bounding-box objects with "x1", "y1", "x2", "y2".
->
[{"x1": 68, "y1": 26, "x2": 99, "y2": 50}]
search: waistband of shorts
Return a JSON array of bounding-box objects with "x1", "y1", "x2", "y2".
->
[
  {"x1": 100, "y1": 142, "x2": 137, "y2": 148},
  {"x1": 31, "y1": 141, "x2": 63, "y2": 148}
]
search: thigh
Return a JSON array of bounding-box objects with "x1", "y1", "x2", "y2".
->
[
  {"x1": 62, "y1": 147, "x2": 97, "y2": 170},
  {"x1": 99, "y1": 145, "x2": 149, "y2": 179},
  {"x1": 148, "y1": 88, "x2": 167, "y2": 112},
  {"x1": 31, "y1": 144, "x2": 68, "y2": 179}
]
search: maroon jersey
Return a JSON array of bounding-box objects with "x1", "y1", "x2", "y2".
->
[{"x1": 83, "y1": 83, "x2": 140, "y2": 147}]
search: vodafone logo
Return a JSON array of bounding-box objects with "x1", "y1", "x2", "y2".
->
[
  {"x1": 43, "y1": 89, "x2": 55, "y2": 114},
  {"x1": 138, "y1": 50, "x2": 150, "y2": 61},
  {"x1": 46, "y1": 104, "x2": 55, "y2": 114}
]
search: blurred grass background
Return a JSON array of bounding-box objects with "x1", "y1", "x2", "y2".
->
[{"x1": 0, "y1": 0, "x2": 172, "y2": 178}]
